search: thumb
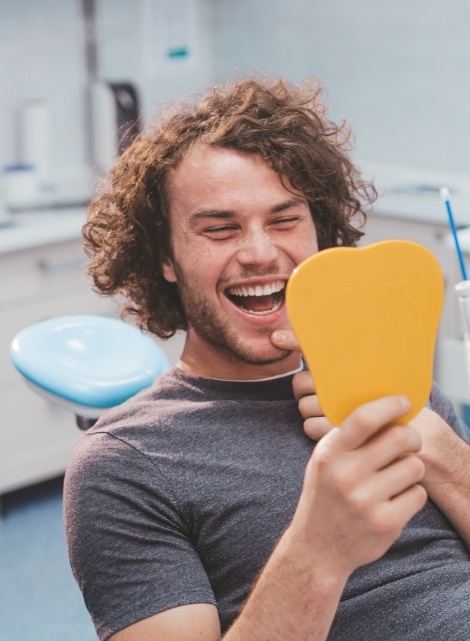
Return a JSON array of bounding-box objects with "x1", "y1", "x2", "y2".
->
[{"x1": 271, "y1": 329, "x2": 302, "y2": 352}]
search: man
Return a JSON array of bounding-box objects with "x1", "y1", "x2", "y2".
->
[{"x1": 64, "y1": 78, "x2": 470, "y2": 641}]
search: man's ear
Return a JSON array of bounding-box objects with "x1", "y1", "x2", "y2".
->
[{"x1": 162, "y1": 258, "x2": 177, "y2": 283}]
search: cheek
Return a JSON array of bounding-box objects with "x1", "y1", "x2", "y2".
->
[
  {"x1": 303, "y1": 225, "x2": 319, "y2": 257},
  {"x1": 167, "y1": 244, "x2": 228, "y2": 290},
  {"x1": 190, "y1": 245, "x2": 231, "y2": 275},
  {"x1": 288, "y1": 236, "x2": 318, "y2": 264}
]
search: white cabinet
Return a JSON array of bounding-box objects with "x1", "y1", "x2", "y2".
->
[{"x1": 0, "y1": 238, "x2": 115, "y2": 494}]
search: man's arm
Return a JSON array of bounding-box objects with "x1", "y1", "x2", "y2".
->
[
  {"x1": 111, "y1": 393, "x2": 426, "y2": 641},
  {"x1": 410, "y1": 408, "x2": 470, "y2": 549},
  {"x1": 110, "y1": 604, "x2": 221, "y2": 640}
]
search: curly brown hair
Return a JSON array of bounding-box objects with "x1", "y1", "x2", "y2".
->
[{"x1": 83, "y1": 77, "x2": 377, "y2": 338}]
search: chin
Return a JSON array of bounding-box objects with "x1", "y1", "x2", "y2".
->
[{"x1": 231, "y1": 340, "x2": 293, "y2": 367}]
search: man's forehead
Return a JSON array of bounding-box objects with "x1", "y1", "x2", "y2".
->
[
  {"x1": 168, "y1": 144, "x2": 303, "y2": 197},
  {"x1": 167, "y1": 159, "x2": 307, "y2": 222},
  {"x1": 175, "y1": 143, "x2": 261, "y2": 170}
]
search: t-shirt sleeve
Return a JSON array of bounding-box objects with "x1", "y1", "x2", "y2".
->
[
  {"x1": 63, "y1": 431, "x2": 216, "y2": 641},
  {"x1": 427, "y1": 381, "x2": 470, "y2": 442}
]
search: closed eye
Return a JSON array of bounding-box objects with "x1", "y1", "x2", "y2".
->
[
  {"x1": 201, "y1": 225, "x2": 239, "y2": 240},
  {"x1": 270, "y1": 216, "x2": 301, "y2": 229}
]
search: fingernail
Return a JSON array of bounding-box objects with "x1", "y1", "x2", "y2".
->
[
  {"x1": 400, "y1": 396, "x2": 411, "y2": 411},
  {"x1": 272, "y1": 330, "x2": 286, "y2": 343}
]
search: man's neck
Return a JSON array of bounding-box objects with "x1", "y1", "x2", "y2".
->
[
  {"x1": 177, "y1": 341, "x2": 302, "y2": 381},
  {"x1": 175, "y1": 359, "x2": 303, "y2": 382}
]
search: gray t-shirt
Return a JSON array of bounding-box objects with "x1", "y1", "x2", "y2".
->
[{"x1": 63, "y1": 368, "x2": 470, "y2": 640}]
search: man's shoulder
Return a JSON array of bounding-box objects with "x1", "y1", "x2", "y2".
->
[
  {"x1": 86, "y1": 366, "x2": 192, "y2": 431},
  {"x1": 70, "y1": 366, "x2": 225, "y2": 465}
]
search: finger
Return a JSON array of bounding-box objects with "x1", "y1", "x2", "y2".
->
[
  {"x1": 304, "y1": 416, "x2": 334, "y2": 441},
  {"x1": 333, "y1": 396, "x2": 411, "y2": 451},
  {"x1": 365, "y1": 453, "x2": 426, "y2": 502},
  {"x1": 271, "y1": 329, "x2": 301, "y2": 353},
  {"x1": 358, "y1": 424, "x2": 423, "y2": 473},
  {"x1": 298, "y1": 394, "x2": 322, "y2": 419},
  {"x1": 292, "y1": 370, "x2": 316, "y2": 401},
  {"x1": 378, "y1": 483, "x2": 428, "y2": 531}
]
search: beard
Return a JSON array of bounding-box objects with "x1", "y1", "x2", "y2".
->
[{"x1": 173, "y1": 263, "x2": 291, "y2": 367}]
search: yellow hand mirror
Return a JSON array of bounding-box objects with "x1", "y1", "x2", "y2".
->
[{"x1": 286, "y1": 240, "x2": 444, "y2": 425}]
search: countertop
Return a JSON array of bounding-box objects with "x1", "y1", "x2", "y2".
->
[
  {"x1": 363, "y1": 162, "x2": 470, "y2": 226},
  {"x1": 0, "y1": 161, "x2": 469, "y2": 255},
  {"x1": 0, "y1": 207, "x2": 87, "y2": 255},
  {"x1": 0, "y1": 164, "x2": 93, "y2": 255}
]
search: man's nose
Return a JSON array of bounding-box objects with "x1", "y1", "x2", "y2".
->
[{"x1": 236, "y1": 228, "x2": 279, "y2": 267}]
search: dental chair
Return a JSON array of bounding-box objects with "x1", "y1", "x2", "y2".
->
[{"x1": 10, "y1": 315, "x2": 170, "y2": 430}]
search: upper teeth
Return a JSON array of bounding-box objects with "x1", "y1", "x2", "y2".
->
[{"x1": 227, "y1": 281, "x2": 284, "y2": 297}]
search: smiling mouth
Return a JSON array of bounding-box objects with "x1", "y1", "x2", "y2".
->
[{"x1": 225, "y1": 280, "x2": 285, "y2": 315}]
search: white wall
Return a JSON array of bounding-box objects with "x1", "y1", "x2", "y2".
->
[
  {"x1": 2, "y1": 0, "x2": 470, "y2": 181},
  {"x1": 0, "y1": 0, "x2": 86, "y2": 171},
  {"x1": 0, "y1": 0, "x2": 214, "y2": 181},
  {"x1": 212, "y1": 0, "x2": 470, "y2": 174}
]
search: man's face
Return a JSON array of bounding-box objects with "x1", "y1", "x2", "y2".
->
[{"x1": 163, "y1": 145, "x2": 318, "y2": 379}]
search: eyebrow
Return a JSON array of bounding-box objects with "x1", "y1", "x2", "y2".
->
[
  {"x1": 270, "y1": 196, "x2": 307, "y2": 213},
  {"x1": 188, "y1": 197, "x2": 307, "y2": 225},
  {"x1": 189, "y1": 209, "x2": 237, "y2": 224}
]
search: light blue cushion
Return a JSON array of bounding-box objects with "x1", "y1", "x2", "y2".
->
[{"x1": 10, "y1": 315, "x2": 170, "y2": 409}]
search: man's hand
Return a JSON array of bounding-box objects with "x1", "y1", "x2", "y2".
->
[
  {"x1": 291, "y1": 395, "x2": 428, "y2": 575},
  {"x1": 272, "y1": 329, "x2": 428, "y2": 574},
  {"x1": 292, "y1": 369, "x2": 333, "y2": 440}
]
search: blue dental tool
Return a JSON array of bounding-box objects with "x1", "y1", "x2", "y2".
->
[{"x1": 440, "y1": 186, "x2": 468, "y2": 281}]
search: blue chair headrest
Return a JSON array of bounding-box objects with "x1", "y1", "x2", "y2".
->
[{"x1": 10, "y1": 315, "x2": 170, "y2": 409}]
